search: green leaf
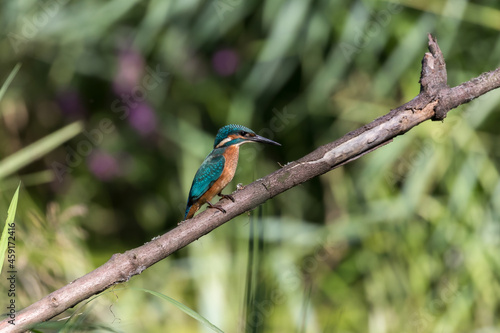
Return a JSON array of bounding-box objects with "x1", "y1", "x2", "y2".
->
[
  {"x1": 130, "y1": 287, "x2": 224, "y2": 333},
  {"x1": 0, "y1": 63, "x2": 21, "y2": 106},
  {"x1": 0, "y1": 121, "x2": 84, "y2": 180},
  {"x1": 0, "y1": 183, "x2": 20, "y2": 275}
]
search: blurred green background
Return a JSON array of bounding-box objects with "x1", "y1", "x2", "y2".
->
[{"x1": 1, "y1": 0, "x2": 500, "y2": 332}]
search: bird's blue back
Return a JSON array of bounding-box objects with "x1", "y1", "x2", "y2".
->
[{"x1": 184, "y1": 148, "x2": 226, "y2": 218}]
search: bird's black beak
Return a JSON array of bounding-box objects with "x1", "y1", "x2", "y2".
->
[{"x1": 249, "y1": 134, "x2": 281, "y2": 146}]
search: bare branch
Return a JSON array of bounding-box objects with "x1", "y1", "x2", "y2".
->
[{"x1": 2, "y1": 34, "x2": 500, "y2": 332}]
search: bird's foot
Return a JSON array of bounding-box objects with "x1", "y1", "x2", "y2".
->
[
  {"x1": 207, "y1": 201, "x2": 226, "y2": 214},
  {"x1": 218, "y1": 192, "x2": 235, "y2": 202}
]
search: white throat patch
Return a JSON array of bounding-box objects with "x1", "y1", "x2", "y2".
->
[{"x1": 215, "y1": 137, "x2": 233, "y2": 148}]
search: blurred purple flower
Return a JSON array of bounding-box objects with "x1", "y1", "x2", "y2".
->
[
  {"x1": 88, "y1": 151, "x2": 120, "y2": 181},
  {"x1": 212, "y1": 49, "x2": 239, "y2": 76},
  {"x1": 128, "y1": 103, "x2": 157, "y2": 135},
  {"x1": 57, "y1": 90, "x2": 86, "y2": 118},
  {"x1": 113, "y1": 48, "x2": 144, "y2": 94}
]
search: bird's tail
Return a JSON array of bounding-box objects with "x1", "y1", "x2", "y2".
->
[
  {"x1": 184, "y1": 201, "x2": 197, "y2": 220},
  {"x1": 184, "y1": 204, "x2": 191, "y2": 220}
]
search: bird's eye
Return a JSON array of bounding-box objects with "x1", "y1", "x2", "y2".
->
[{"x1": 239, "y1": 131, "x2": 247, "y2": 136}]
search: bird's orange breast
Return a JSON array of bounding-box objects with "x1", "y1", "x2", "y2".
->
[
  {"x1": 202, "y1": 145, "x2": 239, "y2": 200},
  {"x1": 216, "y1": 145, "x2": 240, "y2": 188}
]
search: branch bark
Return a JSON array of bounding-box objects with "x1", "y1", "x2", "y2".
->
[{"x1": 3, "y1": 34, "x2": 500, "y2": 332}]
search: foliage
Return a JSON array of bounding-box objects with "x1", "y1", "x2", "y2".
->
[
  {"x1": 0, "y1": 183, "x2": 20, "y2": 274},
  {"x1": 1, "y1": 0, "x2": 500, "y2": 332}
]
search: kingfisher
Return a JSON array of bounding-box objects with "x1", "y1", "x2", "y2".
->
[{"x1": 184, "y1": 124, "x2": 281, "y2": 220}]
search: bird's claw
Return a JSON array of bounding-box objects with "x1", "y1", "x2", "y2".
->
[
  {"x1": 218, "y1": 193, "x2": 235, "y2": 202},
  {"x1": 207, "y1": 201, "x2": 227, "y2": 214}
]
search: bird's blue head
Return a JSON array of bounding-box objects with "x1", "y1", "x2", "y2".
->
[{"x1": 213, "y1": 124, "x2": 281, "y2": 149}]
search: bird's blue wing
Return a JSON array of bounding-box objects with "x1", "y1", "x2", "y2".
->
[{"x1": 187, "y1": 153, "x2": 225, "y2": 204}]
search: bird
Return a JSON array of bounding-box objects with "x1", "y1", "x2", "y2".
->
[{"x1": 184, "y1": 124, "x2": 281, "y2": 220}]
